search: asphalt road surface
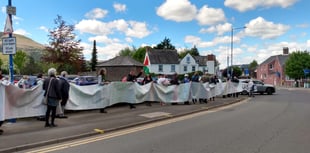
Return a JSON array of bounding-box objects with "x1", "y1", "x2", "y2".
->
[{"x1": 23, "y1": 88, "x2": 310, "y2": 153}]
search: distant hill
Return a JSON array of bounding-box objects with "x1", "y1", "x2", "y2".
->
[
  {"x1": 0, "y1": 32, "x2": 44, "y2": 52},
  {"x1": 0, "y1": 32, "x2": 45, "y2": 63}
]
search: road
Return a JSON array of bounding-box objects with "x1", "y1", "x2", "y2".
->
[{"x1": 23, "y1": 88, "x2": 310, "y2": 153}]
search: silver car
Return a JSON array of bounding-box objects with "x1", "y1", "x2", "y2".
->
[{"x1": 240, "y1": 79, "x2": 276, "y2": 95}]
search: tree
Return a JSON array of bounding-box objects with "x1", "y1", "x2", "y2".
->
[
  {"x1": 178, "y1": 46, "x2": 200, "y2": 58},
  {"x1": 0, "y1": 58, "x2": 3, "y2": 70},
  {"x1": 154, "y1": 37, "x2": 176, "y2": 50},
  {"x1": 22, "y1": 56, "x2": 42, "y2": 75},
  {"x1": 249, "y1": 60, "x2": 258, "y2": 78},
  {"x1": 118, "y1": 47, "x2": 134, "y2": 56},
  {"x1": 222, "y1": 66, "x2": 242, "y2": 78},
  {"x1": 132, "y1": 47, "x2": 146, "y2": 63},
  {"x1": 285, "y1": 51, "x2": 310, "y2": 79},
  {"x1": 90, "y1": 40, "x2": 98, "y2": 71},
  {"x1": 13, "y1": 50, "x2": 28, "y2": 74},
  {"x1": 42, "y1": 15, "x2": 84, "y2": 74}
]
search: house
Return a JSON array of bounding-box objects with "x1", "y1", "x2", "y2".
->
[
  {"x1": 96, "y1": 56, "x2": 144, "y2": 81},
  {"x1": 179, "y1": 53, "x2": 198, "y2": 74},
  {"x1": 144, "y1": 48, "x2": 217, "y2": 75},
  {"x1": 144, "y1": 48, "x2": 180, "y2": 75},
  {"x1": 194, "y1": 54, "x2": 217, "y2": 75},
  {"x1": 256, "y1": 48, "x2": 289, "y2": 86}
]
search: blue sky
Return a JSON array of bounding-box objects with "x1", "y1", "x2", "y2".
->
[{"x1": 1, "y1": 0, "x2": 309, "y2": 69}]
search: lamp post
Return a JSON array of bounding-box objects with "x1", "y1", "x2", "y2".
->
[{"x1": 230, "y1": 26, "x2": 246, "y2": 79}]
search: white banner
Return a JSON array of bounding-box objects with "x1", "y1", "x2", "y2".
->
[{"x1": 0, "y1": 81, "x2": 243, "y2": 121}]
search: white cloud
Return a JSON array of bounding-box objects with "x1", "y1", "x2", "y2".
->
[
  {"x1": 88, "y1": 35, "x2": 120, "y2": 44},
  {"x1": 114, "y1": 3, "x2": 126, "y2": 12},
  {"x1": 196, "y1": 5, "x2": 226, "y2": 25},
  {"x1": 14, "y1": 28, "x2": 30, "y2": 36},
  {"x1": 75, "y1": 19, "x2": 152, "y2": 39},
  {"x1": 156, "y1": 0, "x2": 197, "y2": 22},
  {"x1": 75, "y1": 19, "x2": 112, "y2": 35},
  {"x1": 245, "y1": 17, "x2": 290, "y2": 39},
  {"x1": 224, "y1": 0, "x2": 298, "y2": 12},
  {"x1": 200, "y1": 23, "x2": 232, "y2": 35},
  {"x1": 39, "y1": 26, "x2": 48, "y2": 32},
  {"x1": 85, "y1": 8, "x2": 108, "y2": 19}
]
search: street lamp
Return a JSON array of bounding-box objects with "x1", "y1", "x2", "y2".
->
[{"x1": 230, "y1": 26, "x2": 246, "y2": 79}]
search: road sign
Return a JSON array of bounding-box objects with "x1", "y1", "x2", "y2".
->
[
  {"x1": 6, "y1": 6, "x2": 16, "y2": 15},
  {"x1": 2, "y1": 37, "x2": 16, "y2": 55}
]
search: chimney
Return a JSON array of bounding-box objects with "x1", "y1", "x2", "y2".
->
[{"x1": 283, "y1": 47, "x2": 289, "y2": 55}]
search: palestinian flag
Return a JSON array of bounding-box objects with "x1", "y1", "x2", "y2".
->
[{"x1": 143, "y1": 51, "x2": 150, "y2": 74}]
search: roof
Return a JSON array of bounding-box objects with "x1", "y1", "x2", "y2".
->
[
  {"x1": 97, "y1": 56, "x2": 144, "y2": 67},
  {"x1": 194, "y1": 56, "x2": 208, "y2": 66},
  {"x1": 147, "y1": 49, "x2": 179, "y2": 64},
  {"x1": 260, "y1": 54, "x2": 289, "y2": 66}
]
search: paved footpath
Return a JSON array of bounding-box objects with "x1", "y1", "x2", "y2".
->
[{"x1": 0, "y1": 96, "x2": 247, "y2": 153}]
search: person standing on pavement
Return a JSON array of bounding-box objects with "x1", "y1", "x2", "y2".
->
[
  {"x1": 248, "y1": 79, "x2": 255, "y2": 97},
  {"x1": 57, "y1": 71, "x2": 70, "y2": 118},
  {"x1": 43, "y1": 68, "x2": 61, "y2": 127},
  {"x1": 98, "y1": 69, "x2": 108, "y2": 113},
  {"x1": 191, "y1": 72, "x2": 200, "y2": 104},
  {"x1": 126, "y1": 69, "x2": 143, "y2": 109}
]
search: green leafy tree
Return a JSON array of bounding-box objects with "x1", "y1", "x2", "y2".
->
[
  {"x1": 132, "y1": 47, "x2": 146, "y2": 63},
  {"x1": 90, "y1": 40, "x2": 98, "y2": 71},
  {"x1": 0, "y1": 58, "x2": 3, "y2": 70},
  {"x1": 22, "y1": 56, "x2": 42, "y2": 75},
  {"x1": 285, "y1": 51, "x2": 310, "y2": 79},
  {"x1": 222, "y1": 66, "x2": 242, "y2": 78},
  {"x1": 178, "y1": 46, "x2": 200, "y2": 58},
  {"x1": 154, "y1": 37, "x2": 176, "y2": 50},
  {"x1": 42, "y1": 15, "x2": 84, "y2": 74},
  {"x1": 13, "y1": 50, "x2": 28, "y2": 74},
  {"x1": 249, "y1": 60, "x2": 258, "y2": 78},
  {"x1": 118, "y1": 47, "x2": 134, "y2": 56}
]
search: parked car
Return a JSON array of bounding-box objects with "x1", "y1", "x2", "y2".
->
[
  {"x1": 72, "y1": 76, "x2": 98, "y2": 86},
  {"x1": 240, "y1": 79, "x2": 276, "y2": 95},
  {"x1": 16, "y1": 76, "x2": 38, "y2": 89}
]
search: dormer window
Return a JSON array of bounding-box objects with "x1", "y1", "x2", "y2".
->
[{"x1": 186, "y1": 57, "x2": 190, "y2": 64}]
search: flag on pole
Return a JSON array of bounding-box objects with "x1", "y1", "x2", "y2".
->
[
  {"x1": 143, "y1": 51, "x2": 150, "y2": 74},
  {"x1": 4, "y1": 15, "x2": 13, "y2": 34}
]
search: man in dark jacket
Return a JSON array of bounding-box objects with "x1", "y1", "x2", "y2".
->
[
  {"x1": 43, "y1": 68, "x2": 61, "y2": 127},
  {"x1": 57, "y1": 71, "x2": 70, "y2": 118},
  {"x1": 126, "y1": 70, "x2": 142, "y2": 109}
]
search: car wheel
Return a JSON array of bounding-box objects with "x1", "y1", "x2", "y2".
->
[
  {"x1": 266, "y1": 88, "x2": 273, "y2": 95},
  {"x1": 242, "y1": 90, "x2": 248, "y2": 95}
]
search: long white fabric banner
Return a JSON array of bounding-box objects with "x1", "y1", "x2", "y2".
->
[{"x1": 0, "y1": 81, "x2": 243, "y2": 121}]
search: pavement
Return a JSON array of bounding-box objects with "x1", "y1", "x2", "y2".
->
[{"x1": 0, "y1": 95, "x2": 247, "y2": 153}]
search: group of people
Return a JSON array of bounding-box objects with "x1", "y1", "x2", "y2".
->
[{"x1": 43, "y1": 68, "x2": 70, "y2": 127}]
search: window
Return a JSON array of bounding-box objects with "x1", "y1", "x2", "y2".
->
[
  {"x1": 158, "y1": 65, "x2": 163, "y2": 72},
  {"x1": 186, "y1": 57, "x2": 190, "y2": 64},
  {"x1": 171, "y1": 65, "x2": 175, "y2": 72},
  {"x1": 269, "y1": 64, "x2": 273, "y2": 70},
  {"x1": 192, "y1": 66, "x2": 196, "y2": 72},
  {"x1": 184, "y1": 66, "x2": 188, "y2": 72}
]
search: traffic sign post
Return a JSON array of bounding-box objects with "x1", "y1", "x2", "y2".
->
[{"x1": 2, "y1": 37, "x2": 16, "y2": 55}]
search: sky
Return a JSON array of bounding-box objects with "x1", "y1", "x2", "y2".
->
[{"x1": 1, "y1": 0, "x2": 309, "y2": 69}]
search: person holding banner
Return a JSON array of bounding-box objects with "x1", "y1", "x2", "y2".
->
[
  {"x1": 57, "y1": 71, "x2": 70, "y2": 118},
  {"x1": 98, "y1": 69, "x2": 108, "y2": 113},
  {"x1": 43, "y1": 68, "x2": 61, "y2": 127},
  {"x1": 126, "y1": 69, "x2": 143, "y2": 109}
]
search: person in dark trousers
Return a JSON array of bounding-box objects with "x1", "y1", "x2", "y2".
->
[
  {"x1": 210, "y1": 75, "x2": 219, "y2": 101},
  {"x1": 43, "y1": 68, "x2": 61, "y2": 127},
  {"x1": 57, "y1": 71, "x2": 70, "y2": 118},
  {"x1": 191, "y1": 72, "x2": 200, "y2": 104},
  {"x1": 142, "y1": 74, "x2": 153, "y2": 106},
  {"x1": 98, "y1": 69, "x2": 108, "y2": 113},
  {"x1": 231, "y1": 76, "x2": 239, "y2": 98},
  {"x1": 126, "y1": 69, "x2": 142, "y2": 109}
]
